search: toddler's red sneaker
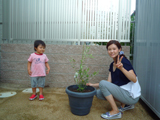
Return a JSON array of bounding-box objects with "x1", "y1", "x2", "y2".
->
[
  {"x1": 29, "y1": 94, "x2": 37, "y2": 100},
  {"x1": 39, "y1": 95, "x2": 44, "y2": 101}
]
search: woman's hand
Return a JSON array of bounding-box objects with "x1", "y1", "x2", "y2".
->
[
  {"x1": 116, "y1": 55, "x2": 137, "y2": 83},
  {"x1": 116, "y1": 55, "x2": 123, "y2": 70},
  {"x1": 86, "y1": 83, "x2": 99, "y2": 87},
  {"x1": 86, "y1": 83, "x2": 93, "y2": 86}
]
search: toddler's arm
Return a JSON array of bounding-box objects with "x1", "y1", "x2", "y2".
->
[
  {"x1": 45, "y1": 62, "x2": 50, "y2": 74},
  {"x1": 27, "y1": 62, "x2": 32, "y2": 75}
]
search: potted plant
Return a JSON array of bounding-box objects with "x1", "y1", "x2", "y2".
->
[{"x1": 66, "y1": 45, "x2": 98, "y2": 116}]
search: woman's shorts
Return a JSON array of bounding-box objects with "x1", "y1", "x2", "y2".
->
[{"x1": 30, "y1": 76, "x2": 45, "y2": 88}]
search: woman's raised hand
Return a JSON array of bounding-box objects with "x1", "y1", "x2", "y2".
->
[{"x1": 116, "y1": 55, "x2": 123, "y2": 70}]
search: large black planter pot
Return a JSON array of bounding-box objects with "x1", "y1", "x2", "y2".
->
[{"x1": 65, "y1": 85, "x2": 96, "y2": 116}]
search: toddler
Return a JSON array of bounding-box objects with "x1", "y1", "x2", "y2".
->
[{"x1": 28, "y1": 40, "x2": 50, "y2": 100}]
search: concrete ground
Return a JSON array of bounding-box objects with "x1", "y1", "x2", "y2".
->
[{"x1": 0, "y1": 83, "x2": 159, "y2": 120}]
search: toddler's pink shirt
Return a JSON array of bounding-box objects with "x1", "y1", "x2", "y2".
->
[{"x1": 28, "y1": 53, "x2": 49, "y2": 77}]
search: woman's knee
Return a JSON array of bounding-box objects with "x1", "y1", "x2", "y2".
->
[
  {"x1": 96, "y1": 89, "x2": 106, "y2": 100},
  {"x1": 99, "y1": 80, "x2": 108, "y2": 88}
]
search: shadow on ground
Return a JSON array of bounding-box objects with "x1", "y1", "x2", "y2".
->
[{"x1": 0, "y1": 83, "x2": 159, "y2": 120}]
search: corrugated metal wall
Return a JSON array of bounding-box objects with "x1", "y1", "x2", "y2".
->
[
  {"x1": 0, "y1": 0, "x2": 2, "y2": 77},
  {"x1": 0, "y1": 0, "x2": 2, "y2": 41},
  {"x1": 133, "y1": 0, "x2": 160, "y2": 118},
  {"x1": 2, "y1": 0, "x2": 131, "y2": 44}
]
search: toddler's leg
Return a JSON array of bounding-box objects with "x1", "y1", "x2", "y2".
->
[
  {"x1": 31, "y1": 77, "x2": 37, "y2": 95},
  {"x1": 32, "y1": 88, "x2": 37, "y2": 95},
  {"x1": 29, "y1": 77, "x2": 38, "y2": 100},
  {"x1": 29, "y1": 87, "x2": 37, "y2": 100},
  {"x1": 39, "y1": 87, "x2": 44, "y2": 100},
  {"x1": 37, "y1": 76, "x2": 45, "y2": 95},
  {"x1": 39, "y1": 87, "x2": 43, "y2": 95},
  {"x1": 37, "y1": 77, "x2": 45, "y2": 100}
]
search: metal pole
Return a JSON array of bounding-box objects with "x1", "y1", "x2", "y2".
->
[
  {"x1": 78, "y1": 0, "x2": 82, "y2": 45},
  {"x1": 118, "y1": 0, "x2": 122, "y2": 42}
]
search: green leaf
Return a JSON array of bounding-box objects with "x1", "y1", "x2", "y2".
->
[{"x1": 70, "y1": 45, "x2": 99, "y2": 92}]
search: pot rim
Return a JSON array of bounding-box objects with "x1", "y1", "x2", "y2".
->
[{"x1": 66, "y1": 85, "x2": 96, "y2": 98}]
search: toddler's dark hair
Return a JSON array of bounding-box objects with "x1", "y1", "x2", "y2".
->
[{"x1": 34, "y1": 40, "x2": 46, "y2": 51}]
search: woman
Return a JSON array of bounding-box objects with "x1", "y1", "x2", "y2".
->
[{"x1": 86, "y1": 40, "x2": 141, "y2": 119}]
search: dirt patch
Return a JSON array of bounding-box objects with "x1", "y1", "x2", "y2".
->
[{"x1": 0, "y1": 86, "x2": 158, "y2": 120}]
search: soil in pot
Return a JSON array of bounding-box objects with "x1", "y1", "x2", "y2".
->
[
  {"x1": 68, "y1": 85, "x2": 94, "y2": 93},
  {"x1": 69, "y1": 87, "x2": 91, "y2": 93}
]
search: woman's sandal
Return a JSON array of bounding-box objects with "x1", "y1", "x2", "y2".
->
[
  {"x1": 118, "y1": 104, "x2": 135, "y2": 112},
  {"x1": 101, "y1": 111, "x2": 122, "y2": 119}
]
